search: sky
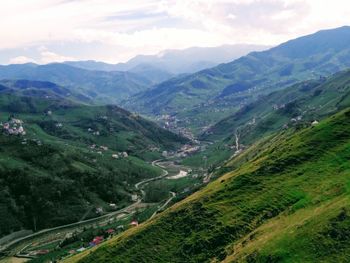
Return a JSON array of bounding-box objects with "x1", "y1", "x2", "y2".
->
[{"x1": 0, "y1": 0, "x2": 349, "y2": 64}]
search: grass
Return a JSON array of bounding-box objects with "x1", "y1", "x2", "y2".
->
[
  {"x1": 0, "y1": 94, "x2": 186, "y2": 238},
  {"x1": 64, "y1": 107, "x2": 350, "y2": 263},
  {"x1": 203, "y1": 70, "x2": 350, "y2": 146},
  {"x1": 181, "y1": 142, "x2": 234, "y2": 169}
]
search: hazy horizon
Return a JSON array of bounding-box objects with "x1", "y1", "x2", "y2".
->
[{"x1": 0, "y1": 0, "x2": 349, "y2": 64}]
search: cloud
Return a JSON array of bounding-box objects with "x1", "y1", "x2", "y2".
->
[
  {"x1": 40, "y1": 50, "x2": 74, "y2": 64},
  {"x1": 9, "y1": 56, "x2": 36, "y2": 64},
  {"x1": 0, "y1": 0, "x2": 350, "y2": 64},
  {"x1": 7, "y1": 48, "x2": 75, "y2": 64}
]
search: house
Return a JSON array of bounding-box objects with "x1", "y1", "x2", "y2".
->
[
  {"x1": 112, "y1": 154, "x2": 119, "y2": 159},
  {"x1": 312, "y1": 120, "x2": 319, "y2": 126},
  {"x1": 11, "y1": 118, "x2": 23, "y2": 124},
  {"x1": 76, "y1": 247, "x2": 86, "y2": 253},
  {"x1": 116, "y1": 225, "x2": 124, "y2": 230},
  {"x1": 106, "y1": 229, "x2": 115, "y2": 235},
  {"x1": 109, "y1": 203, "x2": 117, "y2": 209},
  {"x1": 3, "y1": 123, "x2": 9, "y2": 129},
  {"x1": 130, "y1": 220, "x2": 138, "y2": 227},
  {"x1": 91, "y1": 236, "x2": 104, "y2": 245}
]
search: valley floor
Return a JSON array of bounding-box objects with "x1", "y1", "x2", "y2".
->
[{"x1": 0, "y1": 157, "x2": 206, "y2": 263}]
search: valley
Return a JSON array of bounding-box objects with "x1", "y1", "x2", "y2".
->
[
  {"x1": 1, "y1": 12, "x2": 350, "y2": 263},
  {"x1": 0, "y1": 155, "x2": 207, "y2": 263},
  {"x1": 65, "y1": 106, "x2": 350, "y2": 263},
  {"x1": 123, "y1": 26, "x2": 350, "y2": 134}
]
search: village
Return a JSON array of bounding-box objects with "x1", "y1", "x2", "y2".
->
[
  {"x1": 14, "y1": 217, "x2": 141, "y2": 260},
  {"x1": 1, "y1": 117, "x2": 26, "y2": 136}
]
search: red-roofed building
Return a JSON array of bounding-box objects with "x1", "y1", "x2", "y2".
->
[
  {"x1": 106, "y1": 228, "x2": 115, "y2": 235},
  {"x1": 91, "y1": 236, "x2": 104, "y2": 245},
  {"x1": 130, "y1": 220, "x2": 138, "y2": 227}
]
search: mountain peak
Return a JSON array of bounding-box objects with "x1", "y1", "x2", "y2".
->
[{"x1": 271, "y1": 25, "x2": 350, "y2": 58}]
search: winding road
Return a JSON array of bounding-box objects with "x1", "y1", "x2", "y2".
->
[
  {"x1": 0, "y1": 159, "x2": 171, "y2": 256},
  {"x1": 150, "y1": 191, "x2": 176, "y2": 219},
  {"x1": 135, "y1": 159, "x2": 169, "y2": 200}
]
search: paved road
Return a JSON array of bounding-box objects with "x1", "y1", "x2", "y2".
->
[
  {"x1": 0, "y1": 159, "x2": 169, "y2": 255},
  {"x1": 150, "y1": 192, "x2": 176, "y2": 219},
  {"x1": 135, "y1": 160, "x2": 168, "y2": 190},
  {"x1": 0, "y1": 198, "x2": 141, "y2": 254}
]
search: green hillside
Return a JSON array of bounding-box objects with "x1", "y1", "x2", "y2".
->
[
  {"x1": 203, "y1": 69, "x2": 350, "y2": 145},
  {"x1": 0, "y1": 63, "x2": 152, "y2": 104},
  {"x1": 183, "y1": 69, "x2": 350, "y2": 170},
  {"x1": 123, "y1": 26, "x2": 350, "y2": 133},
  {"x1": 0, "y1": 94, "x2": 186, "y2": 237},
  {"x1": 67, "y1": 107, "x2": 350, "y2": 263},
  {"x1": 0, "y1": 79, "x2": 91, "y2": 104}
]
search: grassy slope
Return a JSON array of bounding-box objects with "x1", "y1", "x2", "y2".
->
[
  {"x1": 0, "y1": 79, "x2": 92, "y2": 104},
  {"x1": 124, "y1": 26, "x2": 350, "y2": 131},
  {"x1": 186, "y1": 69, "x2": 350, "y2": 169},
  {"x1": 66, "y1": 108, "x2": 350, "y2": 263},
  {"x1": 203, "y1": 69, "x2": 350, "y2": 143},
  {"x1": 0, "y1": 94, "x2": 186, "y2": 237}
]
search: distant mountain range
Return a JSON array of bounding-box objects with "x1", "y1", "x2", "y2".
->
[
  {"x1": 0, "y1": 45, "x2": 269, "y2": 106},
  {"x1": 64, "y1": 44, "x2": 269, "y2": 75},
  {"x1": 0, "y1": 63, "x2": 152, "y2": 104},
  {"x1": 123, "y1": 26, "x2": 350, "y2": 133},
  {"x1": 0, "y1": 79, "x2": 92, "y2": 103}
]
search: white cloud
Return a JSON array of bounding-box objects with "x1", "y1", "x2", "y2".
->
[
  {"x1": 0, "y1": 0, "x2": 350, "y2": 63},
  {"x1": 227, "y1": 14, "x2": 237, "y2": 20},
  {"x1": 40, "y1": 51, "x2": 74, "y2": 64},
  {"x1": 9, "y1": 56, "x2": 36, "y2": 64}
]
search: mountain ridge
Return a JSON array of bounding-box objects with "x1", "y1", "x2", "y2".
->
[
  {"x1": 0, "y1": 63, "x2": 152, "y2": 104},
  {"x1": 64, "y1": 44, "x2": 270, "y2": 75},
  {"x1": 123, "y1": 26, "x2": 350, "y2": 133}
]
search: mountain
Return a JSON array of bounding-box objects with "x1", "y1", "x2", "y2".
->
[
  {"x1": 182, "y1": 69, "x2": 350, "y2": 170},
  {"x1": 65, "y1": 107, "x2": 350, "y2": 263},
  {"x1": 0, "y1": 79, "x2": 91, "y2": 103},
  {"x1": 65, "y1": 44, "x2": 269, "y2": 75},
  {"x1": 0, "y1": 93, "x2": 187, "y2": 237},
  {"x1": 123, "y1": 26, "x2": 350, "y2": 133},
  {"x1": 125, "y1": 63, "x2": 174, "y2": 84},
  {"x1": 115, "y1": 44, "x2": 270, "y2": 74},
  {"x1": 64, "y1": 61, "x2": 174, "y2": 84},
  {"x1": 202, "y1": 69, "x2": 350, "y2": 144},
  {"x1": 0, "y1": 63, "x2": 152, "y2": 104}
]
